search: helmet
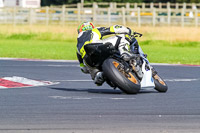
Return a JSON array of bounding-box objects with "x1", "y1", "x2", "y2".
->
[{"x1": 77, "y1": 22, "x2": 95, "y2": 33}]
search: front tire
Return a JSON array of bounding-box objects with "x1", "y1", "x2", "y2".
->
[
  {"x1": 102, "y1": 58, "x2": 141, "y2": 94},
  {"x1": 153, "y1": 74, "x2": 168, "y2": 92}
]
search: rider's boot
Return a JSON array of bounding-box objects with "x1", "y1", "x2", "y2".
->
[{"x1": 94, "y1": 72, "x2": 105, "y2": 86}]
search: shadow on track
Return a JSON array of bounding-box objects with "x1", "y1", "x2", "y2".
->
[
  {"x1": 50, "y1": 87, "x2": 123, "y2": 94},
  {"x1": 50, "y1": 87, "x2": 156, "y2": 95}
]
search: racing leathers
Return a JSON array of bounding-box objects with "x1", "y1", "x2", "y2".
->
[{"x1": 76, "y1": 25, "x2": 136, "y2": 85}]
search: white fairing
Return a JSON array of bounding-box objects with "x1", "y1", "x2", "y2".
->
[
  {"x1": 140, "y1": 61, "x2": 155, "y2": 89},
  {"x1": 102, "y1": 36, "x2": 118, "y2": 46}
]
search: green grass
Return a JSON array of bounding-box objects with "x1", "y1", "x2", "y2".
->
[
  {"x1": 142, "y1": 42, "x2": 200, "y2": 65},
  {"x1": 0, "y1": 38, "x2": 200, "y2": 65},
  {"x1": 0, "y1": 25, "x2": 199, "y2": 65},
  {"x1": 0, "y1": 32, "x2": 75, "y2": 42},
  {"x1": 0, "y1": 39, "x2": 76, "y2": 60}
]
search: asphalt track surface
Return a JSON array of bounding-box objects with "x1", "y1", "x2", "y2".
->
[{"x1": 0, "y1": 59, "x2": 200, "y2": 133}]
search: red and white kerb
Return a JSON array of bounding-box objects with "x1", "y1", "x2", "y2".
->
[{"x1": 0, "y1": 76, "x2": 56, "y2": 89}]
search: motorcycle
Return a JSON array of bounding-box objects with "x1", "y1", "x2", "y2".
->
[{"x1": 84, "y1": 32, "x2": 168, "y2": 94}]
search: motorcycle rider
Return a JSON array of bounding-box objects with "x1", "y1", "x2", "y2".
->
[{"x1": 76, "y1": 22, "x2": 142, "y2": 86}]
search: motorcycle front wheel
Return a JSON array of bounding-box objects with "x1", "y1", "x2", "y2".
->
[
  {"x1": 153, "y1": 74, "x2": 168, "y2": 93},
  {"x1": 102, "y1": 58, "x2": 141, "y2": 94}
]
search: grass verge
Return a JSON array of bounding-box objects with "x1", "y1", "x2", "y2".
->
[
  {"x1": 0, "y1": 39, "x2": 76, "y2": 60},
  {"x1": 141, "y1": 40, "x2": 200, "y2": 65},
  {"x1": 0, "y1": 39, "x2": 199, "y2": 65},
  {"x1": 0, "y1": 25, "x2": 200, "y2": 64}
]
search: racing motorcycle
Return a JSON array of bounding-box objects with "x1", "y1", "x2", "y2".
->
[{"x1": 84, "y1": 32, "x2": 168, "y2": 94}]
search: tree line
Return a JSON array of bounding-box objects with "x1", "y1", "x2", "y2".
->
[{"x1": 41, "y1": 0, "x2": 200, "y2": 6}]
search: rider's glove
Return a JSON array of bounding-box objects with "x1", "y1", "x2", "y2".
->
[
  {"x1": 126, "y1": 28, "x2": 135, "y2": 44},
  {"x1": 125, "y1": 34, "x2": 135, "y2": 44},
  {"x1": 127, "y1": 27, "x2": 134, "y2": 36},
  {"x1": 143, "y1": 54, "x2": 147, "y2": 58},
  {"x1": 80, "y1": 63, "x2": 89, "y2": 74}
]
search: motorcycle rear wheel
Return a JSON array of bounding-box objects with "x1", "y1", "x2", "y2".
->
[{"x1": 102, "y1": 58, "x2": 141, "y2": 94}]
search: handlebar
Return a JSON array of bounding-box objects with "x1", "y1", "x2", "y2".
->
[{"x1": 133, "y1": 32, "x2": 143, "y2": 37}]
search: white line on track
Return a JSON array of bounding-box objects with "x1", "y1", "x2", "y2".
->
[
  {"x1": 151, "y1": 63, "x2": 200, "y2": 67},
  {"x1": 47, "y1": 65, "x2": 79, "y2": 67},
  {"x1": 53, "y1": 80, "x2": 92, "y2": 82},
  {"x1": 53, "y1": 78, "x2": 200, "y2": 82},
  {"x1": 165, "y1": 79, "x2": 200, "y2": 82},
  {"x1": 49, "y1": 96, "x2": 136, "y2": 100}
]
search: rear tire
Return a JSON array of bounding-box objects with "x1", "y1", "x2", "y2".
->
[
  {"x1": 102, "y1": 58, "x2": 141, "y2": 94},
  {"x1": 153, "y1": 74, "x2": 168, "y2": 93}
]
